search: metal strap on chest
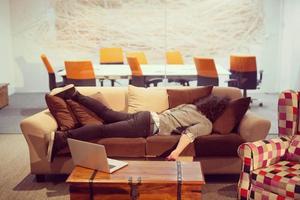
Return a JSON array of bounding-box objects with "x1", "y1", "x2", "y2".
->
[
  {"x1": 128, "y1": 176, "x2": 142, "y2": 200},
  {"x1": 177, "y1": 161, "x2": 182, "y2": 200},
  {"x1": 89, "y1": 170, "x2": 97, "y2": 200}
]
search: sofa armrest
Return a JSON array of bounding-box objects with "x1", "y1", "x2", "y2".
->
[
  {"x1": 238, "y1": 137, "x2": 290, "y2": 171},
  {"x1": 237, "y1": 137, "x2": 290, "y2": 199},
  {"x1": 238, "y1": 111, "x2": 271, "y2": 142},
  {"x1": 20, "y1": 110, "x2": 58, "y2": 163}
]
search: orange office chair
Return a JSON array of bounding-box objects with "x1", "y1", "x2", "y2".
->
[
  {"x1": 99, "y1": 47, "x2": 124, "y2": 64},
  {"x1": 127, "y1": 56, "x2": 162, "y2": 87},
  {"x1": 194, "y1": 57, "x2": 219, "y2": 86},
  {"x1": 40, "y1": 54, "x2": 64, "y2": 91},
  {"x1": 99, "y1": 47, "x2": 124, "y2": 86},
  {"x1": 165, "y1": 51, "x2": 190, "y2": 86},
  {"x1": 126, "y1": 52, "x2": 148, "y2": 64},
  {"x1": 228, "y1": 55, "x2": 263, "y2": 106},
  {"x1": 64, "y1": 61, "x2": 96, "y2": 86},
  {"x1": 166, "y1": 51, "x2": 184, "y2": 64}
]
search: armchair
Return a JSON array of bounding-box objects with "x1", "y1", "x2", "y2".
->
[{"x1": 237, "y1": 136, "x2": 300, "y2": 200}]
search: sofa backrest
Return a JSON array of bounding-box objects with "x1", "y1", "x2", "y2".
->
[{"x1": 72, "y1": 86, "x2": 242, "y2": 112}]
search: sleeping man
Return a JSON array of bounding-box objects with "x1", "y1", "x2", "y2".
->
[{"x1": 47, "y1": 86, "x2": 229, "y2": 162}]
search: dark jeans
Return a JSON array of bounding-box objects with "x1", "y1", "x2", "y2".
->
[{"x1": 67, "y1": 92, "x2": 153, "y2": 141}]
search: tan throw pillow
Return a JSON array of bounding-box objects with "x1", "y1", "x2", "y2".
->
[
  {"x1": 45, "y1": 94, "x2": 79, "y2": 131},
  {"x1": 89, "y1": 92, "x2": 111, "y2": 109},
  {"x1": 127, "y1": 85, "x2": 169, "y2": 113},
  {"x1": 167, "y1": 86, "x2": 213, "y2": 108},
  {"x1": 66, "y1": 100, "x2": 104, "y2": 126},
  {"x1": 213, "y1": 97, "x2": 251, "y2": 134}
]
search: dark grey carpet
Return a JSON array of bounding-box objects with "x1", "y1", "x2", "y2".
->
[{"x1": 0, "y1": 93, "x2": 47, "y2": 133}]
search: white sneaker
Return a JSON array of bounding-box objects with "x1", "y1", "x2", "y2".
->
[{"x1": 47, "y1": 131, "x2": 55, "y2": 162}]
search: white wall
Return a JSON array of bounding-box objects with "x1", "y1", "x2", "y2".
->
[
  {"x1": 278, "y1": 0, "x2": 300, "y2": 91},
  {"x1": 0, "y1": 0, "x2": 15, "y2": 94},
  {"x1": 6, "y1": 0, "x2": 300, "y2": 93}
]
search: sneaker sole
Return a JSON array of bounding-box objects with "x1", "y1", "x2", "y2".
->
[
  {"x1": 47, "y1": 131, "x2": 55, "y2": 162},
  {"x1": 49, "y1": 84, "x2": 74, "y2": 96}
]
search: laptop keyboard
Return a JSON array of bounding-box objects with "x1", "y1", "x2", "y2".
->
[{"x1": 109, "y1": 164, "x2": 116, "y2": 169}]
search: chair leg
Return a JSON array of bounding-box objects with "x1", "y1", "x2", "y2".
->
[
  {"x1": 243, "y1": 89, "x2": 247, "y2": 97},
  {"x1": 98, "y1": 79, "x2": 104, "y2": 87},
  {"x1": 111, "y1": 80, "x2": 115, "y2": 87}
]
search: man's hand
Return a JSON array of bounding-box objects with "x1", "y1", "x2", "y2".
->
[{"x1": 166, "y1": 150, "x2": 180, "y2": 161}]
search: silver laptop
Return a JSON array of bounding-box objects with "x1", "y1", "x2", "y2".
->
[{"x1": 67, "y1": 138, "x2": 128, "y2": 173}]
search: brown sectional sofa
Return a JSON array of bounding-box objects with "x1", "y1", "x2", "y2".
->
[{"x1": 20, "y1": 86, "x2": 271, "y2": 179}]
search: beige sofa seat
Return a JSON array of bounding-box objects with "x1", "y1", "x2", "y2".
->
[{"x1": 20, "y1": 86, "x2": 271, "y2": 177}]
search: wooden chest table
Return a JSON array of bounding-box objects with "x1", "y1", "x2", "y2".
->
[{"x1": 67, "y1": 161, "x2": 205, "y2": 200}]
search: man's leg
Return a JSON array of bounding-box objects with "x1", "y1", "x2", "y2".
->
[
  {"x1": 69, "y1": 111, "x2": 151, "y2": 140},
  {"x1": 47, "y1": 111, "x2": 152, "y2": 162},
  {"x1": 72, "y1": 91, "x2": 134, "y2": 123}
]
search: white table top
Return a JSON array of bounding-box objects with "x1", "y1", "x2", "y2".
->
[{"x1": 58, "y1": 64, "x2": 230, "y2": 79}]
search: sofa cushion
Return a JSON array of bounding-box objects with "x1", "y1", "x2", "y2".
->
[
  {"x1": 251, "y1": 160, "x2": 300, "y2": 199},
  {"x1": 194, "y1": 133, "x2": 245, "y2": 157},
  {"x1": 146, "y1": 135, "x2": 195, "y2": 157},
  {"x1": 286, "y1": 135, "x2": 300, "y2": 162},
  {"x1": 97, "y1": 138, "x2": 146, "y2": 157},
  {"x1": 58, "y1": 137, "x2": 146, "y2": 158},
  {"x1": 127, "y1": 85, "x2": 169, "y2": 113},
  {"x1": 89, "y1": 92, "x2": 111, "y2": 109},
  {"x1": 66, "y1": 99, "x2": 104, "y2": 126},
  {"x1": 213, "y1": 97, "x2": 251, "y2": 134},
  {"x1": 45, "y1": 94, "x2": 79, "y2": 131},
  {"x1": 167, "y1": 86, "x2": 213, "y2": 108}
]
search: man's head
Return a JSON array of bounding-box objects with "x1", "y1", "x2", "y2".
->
[{"x1": 195, "y1": 95, "x2": 230, "y2": 122}]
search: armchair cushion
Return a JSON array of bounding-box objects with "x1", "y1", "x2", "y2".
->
[
  {"x1": 251, "y1": 161, "x2": 300, "y2": 199},
  {"x1": 286, "y1": 135, "x2": 300, "y2": 162}
]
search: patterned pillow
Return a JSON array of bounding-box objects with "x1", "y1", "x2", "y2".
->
[{"x1": 286, "y1": 135, "x2": 300, "y2": 162}]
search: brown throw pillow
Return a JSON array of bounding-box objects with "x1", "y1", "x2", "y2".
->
[
  {"x1": 45, "y1": 94, "x2": 79, "y2": 131},
  {"x1": 167, "y1": 86, "x2": 213, "y2": 108},
  {"x1": 66, "y1": 99, "x2": 104, "y2": 126},
  {"x1": 213, "y1": 97, "x2": 251, "y2": 135}
]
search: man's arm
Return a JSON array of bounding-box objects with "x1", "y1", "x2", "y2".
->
[
  {"x1": 167, "y1": 134, "x2": 191, "y2": 160},
  {"x1": 167, "y1": 121, "x2": 212, "y2": 160}
]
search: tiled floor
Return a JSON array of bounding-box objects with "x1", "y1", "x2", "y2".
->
[{"x1": 0, "y1": 90, "x2": 278, "y2": 135}]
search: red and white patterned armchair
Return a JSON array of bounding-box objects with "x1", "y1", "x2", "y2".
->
[{"x1": 237, "y1": 90, "x2": 300, "y2": 200}]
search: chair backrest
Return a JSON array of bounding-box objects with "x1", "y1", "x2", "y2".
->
[
  {"x1": 229, "y1": 55, "x2": 257, "y2": 89},
  {"x1": 100, "y1": 48, "x2": 124, "y2": 64},
  {"x1": 41, "y1": 54, "x2": 54, "y2": 74},
  {"x1": 64, "y1": 61, "x2": 96, "y2": 86},
  {"x1": 41, "y1": 54, "x2": 58, "y2": 90},
  {"x1": 194, "y1": 57, "x2": 218, "y2": 78},
  {"x1": 278, "y1": 90, "x2": 300, "y2": 137},
  {"x1": 194, "y1": 57, "x2": 219, "y2": 86},
  {"x1": 166, "y1": 51, "x2": 184, "y2": 64},
  {"x1": 127, "y1": 56, "x2": 143, "y2": 76},
  {"x1": 230, "y1": 55, "x2": 257, "y2": 72},
  {"x1": 126, "y1": 52, "x2": 148, "y2": 64}
]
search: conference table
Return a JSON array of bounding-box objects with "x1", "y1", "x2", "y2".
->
[{"x1": 58, "y1": 63, "x2": 230, "y2": 86}]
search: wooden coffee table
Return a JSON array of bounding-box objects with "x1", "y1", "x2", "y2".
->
[{"x1": 67, "y1": 160, "x2": 205, "y2": 200}]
